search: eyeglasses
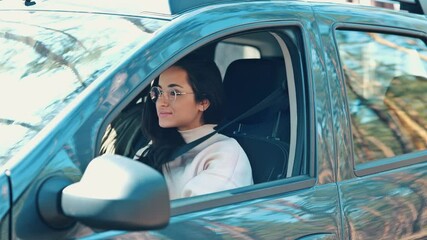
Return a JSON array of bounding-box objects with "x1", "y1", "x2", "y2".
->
[{"x1": 149, "y1": 86, "x2": 194, "y2": 103}]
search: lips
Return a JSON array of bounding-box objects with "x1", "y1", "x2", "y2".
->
[{"x1": 158, "y1": 110, "x2": 173, "y2": 118}]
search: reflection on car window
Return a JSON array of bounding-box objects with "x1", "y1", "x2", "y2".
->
[
  {"x1": 0, "y1": 11, "x2": 166, "y2": 165},
  {"x1": 336, "y1": 30, "x2": 427, "y2": 165}
]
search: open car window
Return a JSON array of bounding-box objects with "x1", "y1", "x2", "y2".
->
[{"x1": 99, "y1": 27, "x2": 309, "y2": 201}]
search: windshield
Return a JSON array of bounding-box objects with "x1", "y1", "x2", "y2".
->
[{"x1": 0, "y1": 11, "x2": 167, "y2": 166}]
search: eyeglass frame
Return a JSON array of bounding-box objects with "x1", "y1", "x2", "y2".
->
[{"x1": 149, "y1": 86, "x2": 194, "y2": 103}]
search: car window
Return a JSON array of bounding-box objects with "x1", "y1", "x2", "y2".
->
[
  {"x1": 100, "y1": 27, "x2": 310, "y2": 201},
  {"x1": 0, "y1": 11, "x2": 166, "y2": 166},
  {"x1": 336, "y1": 30, "x2": 427, "y2": 166}
]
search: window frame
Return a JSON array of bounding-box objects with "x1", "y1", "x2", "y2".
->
[
  {"x1": 334, "y1": 23, "x2": 427, "y2": 177},
  {"x1": 169, "y1": 27, "x2": 313, "y2": 216}
]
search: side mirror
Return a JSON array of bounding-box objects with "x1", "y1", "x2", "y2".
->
[{"x1": 38, "y1": 154, "x2": 170, "y2": 231}]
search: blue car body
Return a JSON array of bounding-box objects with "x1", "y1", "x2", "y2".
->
[{"x1": 0, "y1": 0, "x2": 426, "y2": 239}]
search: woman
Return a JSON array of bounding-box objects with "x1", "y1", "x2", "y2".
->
[{"x1": 135, "y1": 58, "x2": 253, "y2": 199}]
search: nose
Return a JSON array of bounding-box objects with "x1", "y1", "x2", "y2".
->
[{"x1": 157, "y1": 93, "x2": 169, "y2": 106}]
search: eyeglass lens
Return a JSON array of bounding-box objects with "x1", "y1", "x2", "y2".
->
[{"x1": 150, "y1": 86, "x2": 176, "y2": 103}]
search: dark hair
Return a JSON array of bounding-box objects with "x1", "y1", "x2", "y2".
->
[{"x1": 137, "y1": 58, "x2": 225, "y2": 172}]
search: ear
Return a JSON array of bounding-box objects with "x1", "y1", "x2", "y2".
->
[{"x1": 198, "y1": 99, "x2": 210, "y2": 112}]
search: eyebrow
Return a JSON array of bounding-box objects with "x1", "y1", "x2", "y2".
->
[
  {"x1": 158, "y1": 83, "x2": 184, "y2": 88},
  {"x1": 168, "y1": 83, "x2": 184, "y2": 88}
]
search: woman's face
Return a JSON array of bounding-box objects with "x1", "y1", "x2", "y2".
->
[{"x1": 156, "y1": 66, "x2": 208, "y2": 131}]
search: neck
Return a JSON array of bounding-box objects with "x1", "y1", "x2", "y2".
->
[{"x1": 178, "y1": 124, "x2": 217, "y2": 143}]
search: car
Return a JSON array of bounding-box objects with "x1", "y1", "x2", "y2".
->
[{"x1": 1, "y1": 0, "x2": 426, "y2": 239}]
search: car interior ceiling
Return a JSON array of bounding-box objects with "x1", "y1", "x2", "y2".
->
[{"x1": 99, "y1": 31, "x2": 292, "y2": 185}]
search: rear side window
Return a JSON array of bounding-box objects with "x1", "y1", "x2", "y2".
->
[{"x1": 336, "y1": 30, "x2": 427, "y2": 166}]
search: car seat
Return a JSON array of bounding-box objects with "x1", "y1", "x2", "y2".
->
[{"x1": 222, "y1": 58, "x2": 290, "y2": 184}]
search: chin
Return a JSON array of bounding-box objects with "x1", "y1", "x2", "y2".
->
[{"x1": 159, "y1": 121, "x2": 176, "y2": 129}]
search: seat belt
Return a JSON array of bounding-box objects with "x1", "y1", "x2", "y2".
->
[{"x1": 169, "y1": 85, "x2": 285, "y2": 161}]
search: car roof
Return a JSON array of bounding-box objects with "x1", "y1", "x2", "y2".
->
[
  {"x1": 2, "y1": 0, "x2": 425, "y2": 17},
  {"x1": 0, "y1": 0, "x2": 174, "y2": 18},
  {"x1": 0, "y1": 0, "x2": 219, "y2": 16}
]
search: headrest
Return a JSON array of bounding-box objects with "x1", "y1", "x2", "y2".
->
[{"x1": 223, "y1": 58, "x2": 288, "y2": 123}]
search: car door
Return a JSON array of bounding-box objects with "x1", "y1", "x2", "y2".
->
[
  {"x1": 315, "y1": 4, "x2": 427, "y2": 240},
  {"x1": 2, "y1": 2, "x2": 342, "y2": 240},
  {"x1": 82, "y1": 2, "x2": 343, "y2": 239}
]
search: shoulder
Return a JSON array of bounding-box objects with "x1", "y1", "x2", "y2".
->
[
  {"x1": 209, "y1": 133, "x2": 241, "y2": 148},
  {"x1": 201, "y1": 133, "x2": 247, "y2": 159}
]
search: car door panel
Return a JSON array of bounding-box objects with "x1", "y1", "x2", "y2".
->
[
  {"x1": 85, "y1": 183, "x2": 341, "y2": 239},
  {"x1": 339, "y1": 164, "x2": 427, "y2": 239},
  {"x1": 163, "y1": 185, "x2": 340, "y2": 239}
]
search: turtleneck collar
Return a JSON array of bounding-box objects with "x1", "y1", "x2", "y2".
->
[{"x1": 178, "y1": 124, "x2": 217, "y2": 143}]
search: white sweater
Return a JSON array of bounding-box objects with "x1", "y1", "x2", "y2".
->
[{"x1": 136, "y1": 124, "x2": 253, "y2": 199}]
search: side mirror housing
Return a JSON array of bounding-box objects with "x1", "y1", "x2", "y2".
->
[{"x1": 60, "y1": 154, "x2": 170, "y2": 230}]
